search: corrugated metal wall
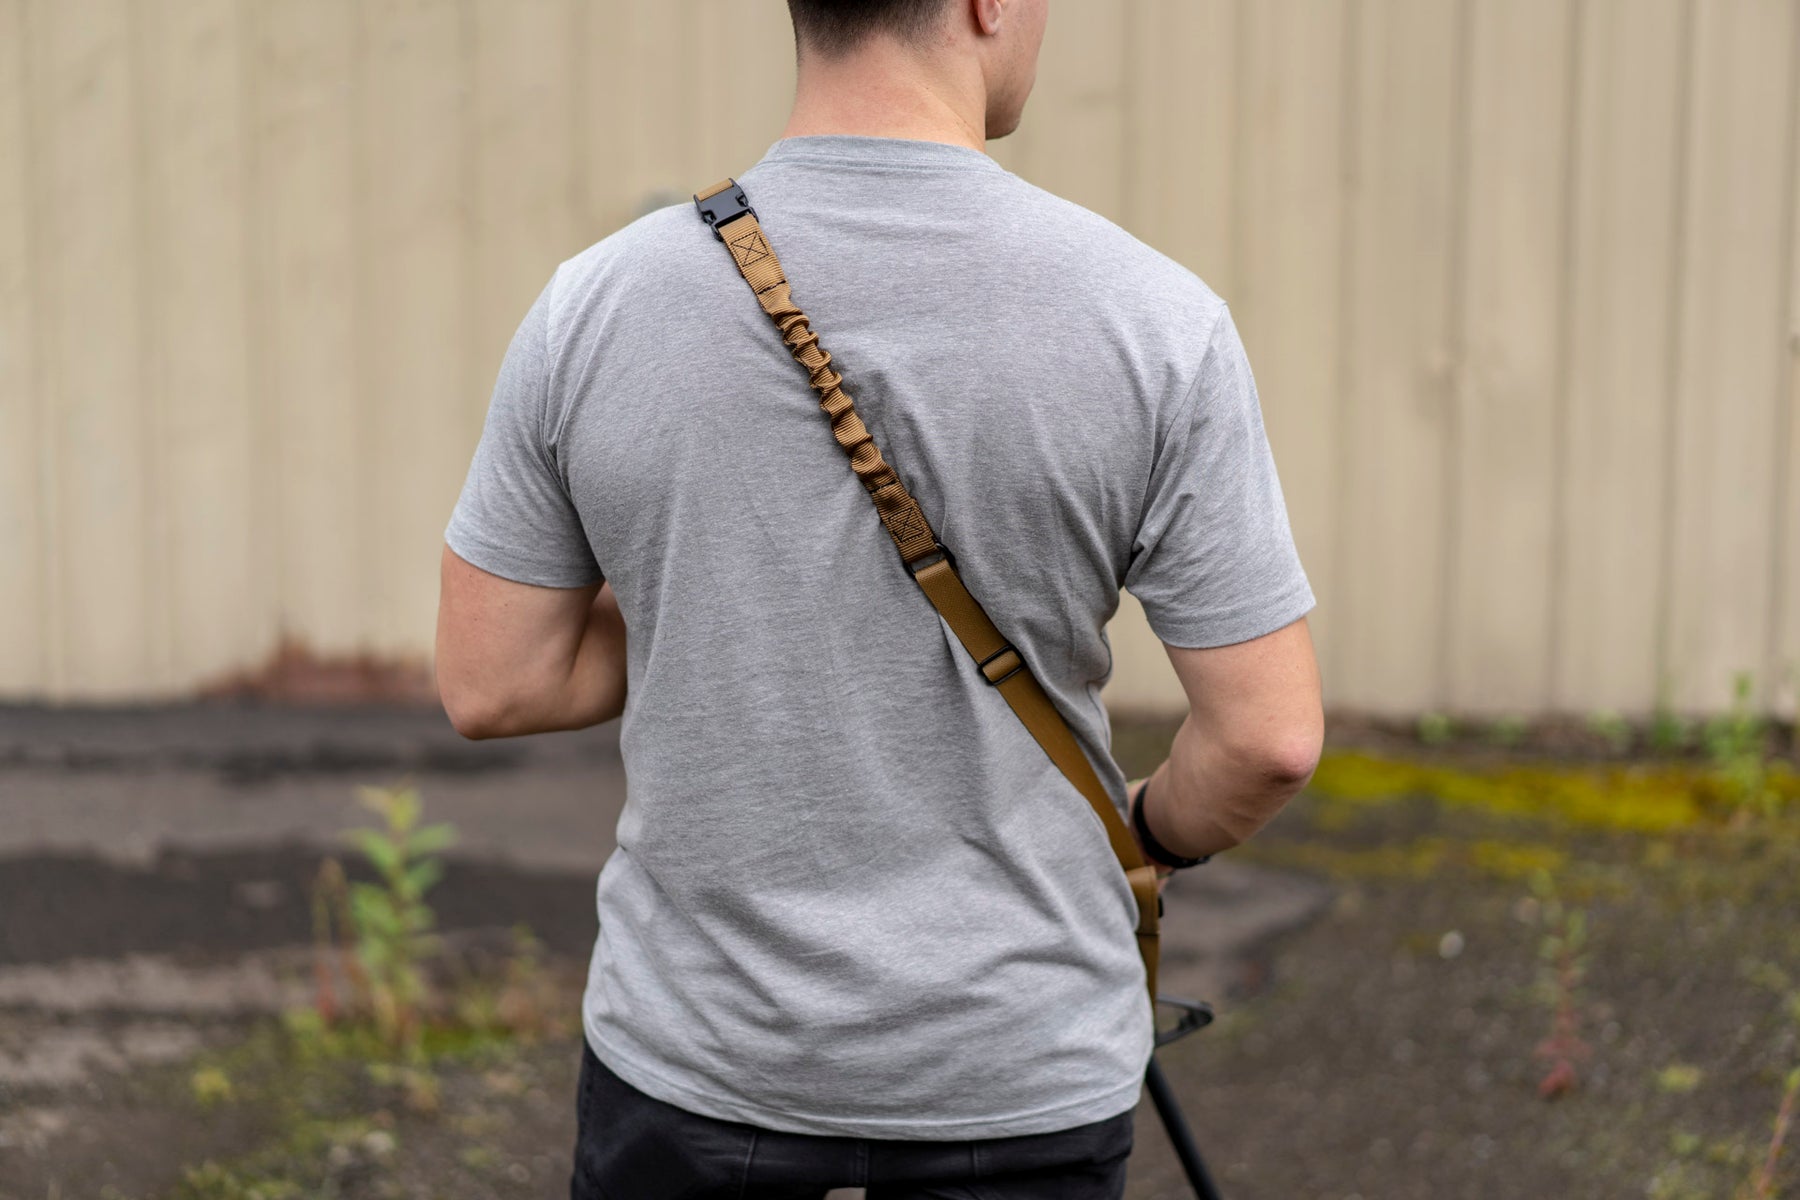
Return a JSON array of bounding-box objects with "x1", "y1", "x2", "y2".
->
[{"x1": 2, "y1": 0, "x2": 1797, "y2": 716}]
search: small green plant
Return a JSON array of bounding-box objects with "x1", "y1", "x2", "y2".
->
[
  {"x1": 450, "y1": 925, "x2": 569, "y2": 1043},
  {"x1": 1418, "y1": 712, "x2": 1456, "y2": 746},
  {"x1": 1658, "y1": 1063, "x2": 1705, "y2": 1095},
  {"x1": 172, "y1": 1162, "x2": 302, "y2": 1200},
  {"x1": 1586, "y1": 709, "x2": 1633, "y2": 755},
  {"x1": 1649, "y1": 1163, "x2": 1717, "y2": 1200},
  {"x1": 189, "y1": 1065, "x2": 235, "y2": 1107},
  {"x1": 1651, "y1": 706, "x2": 1694, "y2": 755},
  {"x1": 1528, "y1": 869, "x2": 1592, "y2": 1099},
  {"x1": 309, "y1": 857, "x2": 370, "y2": 1027},
  {"x1": 332, "y1": 783, "x2": 457, "y2": 1055},
  {"x1": 1488, "y1": 715, "x2": 1530, "y2": 749},
  {"x1": 305, "y1": 784, "x2": 569, "y2": 1071},
  {"x1": 1705, "y1": 673, "x2": 1776, "y2": 818}
]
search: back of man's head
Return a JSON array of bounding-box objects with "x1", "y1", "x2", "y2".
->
[
  {"x1": 785, "y1": 0, "x2": 954, "y2": 58},
  {"x1": 782, "y1": 0, "x2": 1047, "y2": 142}
]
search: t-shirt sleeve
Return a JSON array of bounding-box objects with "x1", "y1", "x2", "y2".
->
[
  {"x1": 444, "y1": 273, "x2": 604, "y2": 588},
  {"x1": 1123, "y1": 305, "x2": 1315, "y2": 649}
]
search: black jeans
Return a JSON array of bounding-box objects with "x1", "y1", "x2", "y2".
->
[{"x1": 570, "y1": 1041, "x2": 1134, "y2": 1200}]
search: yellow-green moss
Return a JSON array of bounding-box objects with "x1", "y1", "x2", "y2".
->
[
  {"x1": 1308, "y1": 752, "x2": 1800, "y2": 836},
  {"x1": 1240, "y1": 835, "x2": 1570, "y2": 883}
]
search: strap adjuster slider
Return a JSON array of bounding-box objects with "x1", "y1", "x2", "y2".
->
[
  {"x1": 903, "y1": 542, "x2": 956, "y2": 577},
  {"x1": 977, "y1": 644, "x2": 1025, "y2": 687}
]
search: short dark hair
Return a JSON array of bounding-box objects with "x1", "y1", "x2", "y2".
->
[{"x1": 785, "y1": 0, "x2": 953, "y2": 56}]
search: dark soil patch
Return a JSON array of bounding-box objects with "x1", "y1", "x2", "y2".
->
[
  {"x1": 1128, "y1": 794, "x2": 1800, "y2": 1200},
  {"x1": 0, "y1": 846, "x2": 599, "y2": 967}
]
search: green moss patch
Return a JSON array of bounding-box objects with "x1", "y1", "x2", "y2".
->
[{"x1": 1309, "y1": 751, "x2": 1799, "y2": 836}]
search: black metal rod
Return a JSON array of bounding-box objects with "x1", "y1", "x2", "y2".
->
[{"x1": 1145, "y1": 1057, "x2": 1225, "y2": 1200}]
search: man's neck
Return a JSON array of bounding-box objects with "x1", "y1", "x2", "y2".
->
[{"x1": 780, "y1": 41, "x2": 988, "y2": 153}]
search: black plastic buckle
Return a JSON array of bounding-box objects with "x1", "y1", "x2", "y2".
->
[
  {"x1": 694, "y1": 180, "x2": 755, "y2": 241},
  {"x1": 977, "y1": 643, "x2": 1026, "y2": 687}
]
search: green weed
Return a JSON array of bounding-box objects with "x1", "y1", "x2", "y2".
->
[
  {"x1": 1528, "y1": 869, "x2": 1592, "y2": 1100},
  {"x1": 1586, "y1": 709, "x2": 1634, "y2": 755},
  {"x1": 1651, "y1": 707, "x2": 1695, "y2": 756},
  {"x1": 1705, "y1": 673, "x2": 1779, "y2": 819},
  {"x1": 1417, "y1": 712, "x2": 1456, "y2": 746},
  {"x1": 1488, "y1": 715, "x2": 1530, "y2": 749},
  {"x1": 1658, "y1": 1063, "x2": 1705, "y2": 1095},
  {"x1": 312, "y1": 784, "x2": 457, "y2": 1057},
  {"x1": 171, "y1": 1162, "x2": 302, "y2": 1200}
]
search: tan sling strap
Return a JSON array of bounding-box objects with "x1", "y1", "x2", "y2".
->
[{"x1": 693, "y1": 177, "x2": 1162, "y2": 1004}]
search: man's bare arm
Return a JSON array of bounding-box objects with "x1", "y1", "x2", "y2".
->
[
  {"x1": 435, "y1": 545, "x2": 628, "y2": 739},
  {"x1": 1130, "y1": 615, "x2": 1323, "y2": 861}
]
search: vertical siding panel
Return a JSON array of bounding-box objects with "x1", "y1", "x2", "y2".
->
[
  {"x1": 586, "y1": 1, "x2": 695, "y2": 233},
  {"x1": 1232, "y1": 0, "x2": 1347, "y2": 680},
  {"x1": 128, "y1": 4, "x2": 174, "y2": 690},
  {"x1": 1004, "y1": 1, "x2": 1129, "y2": 221},
  {"x1": 1445, "y1": 0, "x2": 1575, "y2": 714},
  {"x1": 27, "y1": 0, "x2": 149, "y2": 696},
  {"x1": 1124, "y1": 0, "x2": 1237, "y2": 289},
  {"x1": 361, "y1": 0, "x2": 470, "y2": 655},
  {"x1": 0, "y1": 0, "x2": 43, "y2": 696},
  {"x1": 138, "y1": 0, "x2": 256, "y2": 688},
  {"x1": 1665, "y1": 0, "x2": 1796, "y2": 711},
  {"x1": 982, "y1": 0, "x2": 1031, "y2": 183},
  {"x1": 1334, "y1": 0, "x2": 1461, "y2": 715},
  {"x1": 1108, "y1": 0, "x2": 1239, "y2": 713},
  {"x1": 239, "y1": 1, "x2": 280, "y2": 681},
  {"x1": 1555, "y1": 0, "x2": 1687, "y2": 714},
  {"x1": 257, "y1": 0, "x2": 362, "y2": 654},
  {"x1": 1770, "y1": 12, "x2": 1800, "y2": 721},
  {"x1": 693, "y1": 0, "x2": 791, "y2": 176},
  {"x1": 470, "y1": 0, "x2": 581, "y2": 436}
]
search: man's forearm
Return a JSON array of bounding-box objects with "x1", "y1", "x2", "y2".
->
[
  {"x1": 550, "y1": 584, "x2": 629, "y2": 730},
  {"x1": 438, "y1": 568, "x2": 629, "y2": 739},
  {"x1": 1136, "y1": 710, "x2": 1319, "y2": 861}
]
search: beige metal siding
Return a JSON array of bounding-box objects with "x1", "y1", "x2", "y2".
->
[
  {"x1": 2, "y1": 0, "x2": 1797, "y2": 717},
  {"x1": 0, "y1": 0, "x2": 38, "y2": 694},
  {"x1": 1664, "y1": 0, "x2": 1799, "y2": 719},
  {"x1": 1335, "y1": 0, "x2": 1462, "y2": 717},
  {"x1": 1555, "y1": 0, "x2": 1688, "y2": 715}
]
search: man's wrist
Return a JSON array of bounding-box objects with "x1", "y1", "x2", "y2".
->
[{"x1": 1130, "y1": 777, "x2": 1211, "y2": 870}]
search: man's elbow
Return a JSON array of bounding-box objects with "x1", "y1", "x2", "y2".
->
[
  {"x1": 1231, "y1": 712, "x2": 1325, "y2": 797},
  {"x1": 1259, "y1": 726, "x2": 1323, "y2": 793},
  {"x1": 438, "y1": 676, "x2": 522, "y2": 740},
  {"x1": 441, "y1": 694, "x2": 500, "y2": 741},
  {"x1": 1209, "y1": 723, "x2": 1322, "y2": 847}
]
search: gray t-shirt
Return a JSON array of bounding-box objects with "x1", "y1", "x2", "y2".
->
[{"x1": 446, "y1": 133, "x2": 1314, "y2": 1139}]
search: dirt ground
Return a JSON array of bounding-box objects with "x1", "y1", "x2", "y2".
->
[{"x1": 2, "y1": 703, "x2": 1797, "y2": 1199}]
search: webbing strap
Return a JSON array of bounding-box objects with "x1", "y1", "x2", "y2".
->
[{"x1": 694, "y1": 177, "x2": 1161, "y2": 1003}]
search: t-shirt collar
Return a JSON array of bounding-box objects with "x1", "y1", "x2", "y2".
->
[{"x1": 756, "y1": 133, "x2": 1004, "y2": 173}]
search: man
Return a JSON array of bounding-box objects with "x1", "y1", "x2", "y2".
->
[{"x1": 436, "y1": 0, "x2": 1323, "y2": 1195}]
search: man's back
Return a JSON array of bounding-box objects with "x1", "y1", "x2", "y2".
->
[{"x1": 446, "y1": 132, "x2": 1313, "y2": 1139}]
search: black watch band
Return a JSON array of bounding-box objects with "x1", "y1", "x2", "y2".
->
[{"x1": 1131, "y1": 778, "x2": 1210, "y2": 870}]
